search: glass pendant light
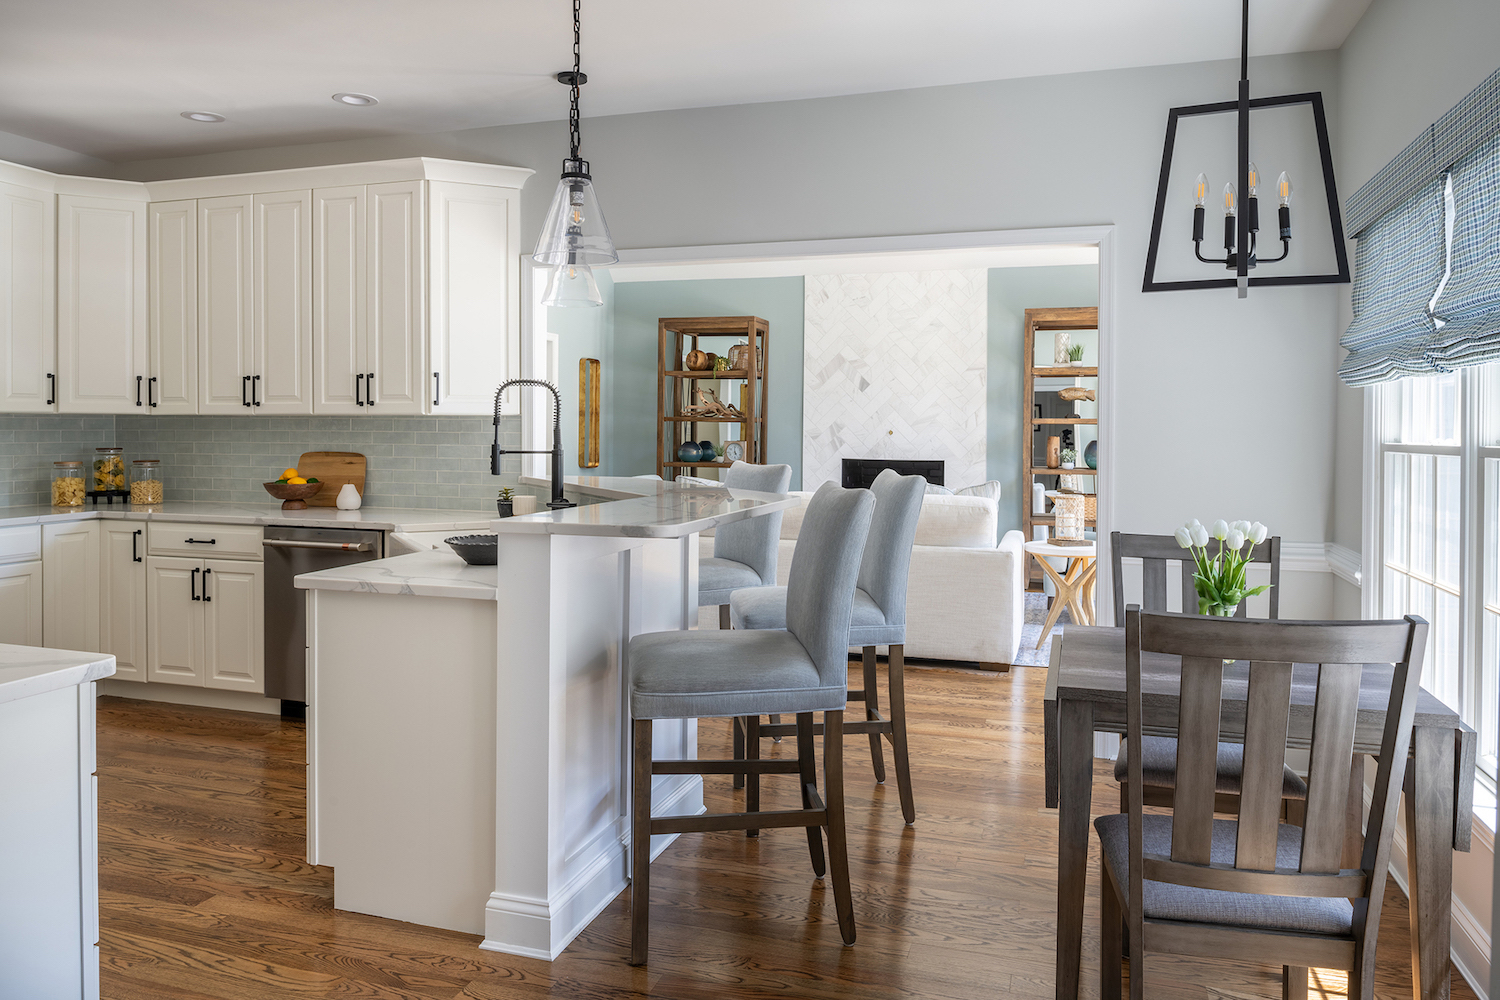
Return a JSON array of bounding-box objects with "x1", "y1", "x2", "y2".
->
[{"x1": 533, "y1": 0, "x2": 617, "y2": 299}]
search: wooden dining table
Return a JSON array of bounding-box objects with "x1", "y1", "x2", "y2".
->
[{"x1": 1042, "y1": 625, "x2": 1476, "y2": 1000}]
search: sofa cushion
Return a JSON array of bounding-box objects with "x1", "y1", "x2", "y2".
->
[
  {"x1": 779, "y1": 489, "x2": 995, "y2": 549},
  {"x1": 924, "y1": 479, "x2": 1002, "y2": 502}
]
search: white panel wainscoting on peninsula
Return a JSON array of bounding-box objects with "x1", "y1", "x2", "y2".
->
[{"x1": 802, "y1": 270, "x2": 987, "y2": 489}]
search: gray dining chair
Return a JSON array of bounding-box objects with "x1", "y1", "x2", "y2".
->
[
  {"x1": 1098, "y1": 607, "x2": 1427, "y2": 1000},
  {"x1": 1109, "y1": 531, "x2": 1303, "y2": 817},
  {"x1": 730, "y1": 468, "x2": 927, "y2": 824},
  {"x1": 699, "y1": 461, "x2": 793, "y2": 628},
  {"x1": 628, "y1": 482, "x2": 875, "y2": 964}
]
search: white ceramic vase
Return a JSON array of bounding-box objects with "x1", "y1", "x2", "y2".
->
[
  {"x1": 1053, "y1": 331, "x2": 1071, "y2": 365},
  {"x1": 336, "y1": 483, "x2": 362, "y2": 510}
]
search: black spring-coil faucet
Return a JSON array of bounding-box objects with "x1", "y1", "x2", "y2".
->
[{"x1": 491, "y1": 379, "x2": 576, "y2": 510}]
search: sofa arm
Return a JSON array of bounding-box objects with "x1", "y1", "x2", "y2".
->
[{"x1": 900, "y1": 531, "x2": 1026, "y2": 665}]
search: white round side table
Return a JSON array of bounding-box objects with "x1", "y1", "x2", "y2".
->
[{"x1": 1023, "y1": 539, "x2": 1098, "y2": 648}]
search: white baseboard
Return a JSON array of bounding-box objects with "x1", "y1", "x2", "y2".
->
[{"x1": 98, "y1": 679, "x2": 281, "y2": 715}]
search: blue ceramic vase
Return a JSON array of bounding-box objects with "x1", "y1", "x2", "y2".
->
[
  {"x1": 677, "y1": 441, "x2": 702, "y2": 463},
  {"x1": 1084, "y1": 440, "x2": 1098, "y2": 470}
]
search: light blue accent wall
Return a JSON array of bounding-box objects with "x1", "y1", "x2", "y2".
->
[
  {"x1": 610, "y1": 276, "x2": 804, "y2": 486},
  {"x1": 987, "y1": 265, "x2": 1099, "y2": 536},
  {"x1": 545, "y1": 268, "x2": 614, "y2": 476}
]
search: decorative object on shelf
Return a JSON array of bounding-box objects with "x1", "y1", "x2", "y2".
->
[
  {"x1": 497, "y1": 487, "x2": 514, "y2": 518},
  {"x1": 714, "y1": 444, "x2": 725, "y2": 459},
  {"x1": 1084, "y1": 440, "x2": 1098, "y2": 469},
  {"x1": 264, "y1": 480, "x2": 324, "y2": 511},
  {"x1": 1032, "y1": 481, "x2": 1046, "y2": 514},
  {"x1": 1059, "y1": 473, "x2": 1083, "y2": 492},
  {"x1": 680, "y1": 386, "x2": 743, "y2": 418},
  {"x1": 446, "y1": 534, "x2": 499, "y2": 566},
  {"x1": 533, "y1": 0, "x2": 617, "y2": 308},
  {"x1": 579, "y1": 358, "x2": 600, "y2": 468},
  {"x1": 677, "y1": 441, "x2": 702, "y2": 463},
  {"x1": 685, "y1": 349, "x2": 712, "y2": 371},
  {"x1": 336, "y1": 483, "x2": 362, "y2": 510},
  {"x1": 712, "y1": 355, "x2": 730, "y2": 372},
  {"x1": 723, "y1": 441, "x2": 745, "y2": 463},
  {"x1": 698, "y1": 440, "x2": 714, "y2": 459},
  {"x1": 660, "y1": 317, "x2": 768, "y2": 477},
  {"x1": 1067, "y1": 344, "x2": 1085, "y2": 366},
  {"x1": 1059, "y1": 448, "x2": 1076, "y2": 470},
  {"x1": 1173, "y1": 518, "x2": 1272, "y2": 615},
  {"x1": 1053, "y1": 331, "x2": 1071, "y2": 365},
  {"x1": 1046, "y1": 490, "x2": 1091, "y2": 545},
  {"x1": 1046, "y1": 435, "x2": 1061, "y2": 469},
  {"x1": 727, "y1": 343, "x2": 754, "y2": 375},
  {"x1": 1058, "y1": 386, "x2": 1096, "y2": 402},
  {"x1": 1142, "y1": 0, "x2": 1348, "y2": 298}
]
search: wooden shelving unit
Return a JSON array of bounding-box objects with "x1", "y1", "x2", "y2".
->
[
  {"x1": 1022, "y1": 307, "x2": 1100, "y2": 588},
  {"x1": 658, "y1": 317, "x2": 769, "y2": 480}
]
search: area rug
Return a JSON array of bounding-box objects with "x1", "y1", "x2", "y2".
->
[{"x1": 1011, "y1": 592, "x2": 1076, "y2": 667}]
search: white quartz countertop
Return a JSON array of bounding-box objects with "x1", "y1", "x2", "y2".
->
[
  {"x1": 0, "y1": 501, "x2": 494, "y2": 533},
  {"x1": 294, "y1": 549, "x2": 497, "y2": 601},
  {"x1": 0, "y1": 644, "x2": 115, "y2": 705},
  {"x1": 495, "y1": 481, "x2": 795, "y2": 538}
]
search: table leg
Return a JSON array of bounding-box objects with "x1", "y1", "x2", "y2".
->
[
  {"x1": 1075, "y1": 561, "x2": 1098, "y2": 626},
  {"x1": 1404, "y1": 726, "x2": 1455, "y2": 1000},
  {"x1": 1056, "y1": 697, "x2": 1094, "y2": 1000},
  {"x1": 1034, "y1": 556, "x2": 1072, "y2": 649}
]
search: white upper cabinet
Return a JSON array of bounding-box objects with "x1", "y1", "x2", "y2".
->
[
  {"x1": 313, "y1": 185, "x2": 366, "y2": 414},
  {"x1": 147, "y1": 200, "x2": 197, "y2": 414},
  {"x1": 56, "y1": 194, "x2": 148, "y2": 413},
  {"x1": 0, "y1": 181, "x2": 55, "y2": 412},
  {"x1": 197, "y1": 195, "x2": 253, "y2": 414},
  {"x1": 429, "y1": 180, "x2": 520, "y2": 415},
  {"x1": 366, "y1": 181, "x2": 424, "y2": 414},
  {"x1": 252, "y1": 191, "x2": 313, "y2": 414}
]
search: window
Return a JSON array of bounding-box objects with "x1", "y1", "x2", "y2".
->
[{"x1": 1375, "y1": 363, "x2": 1500, "y2": 776}]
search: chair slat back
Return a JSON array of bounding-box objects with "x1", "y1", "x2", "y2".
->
[
  {"x1": 1111, "y1": 532, "x2": 1281, "y2": 624},
  {"x1": 1125, "y1": 608, "x2": 1427, "y2": 907}
]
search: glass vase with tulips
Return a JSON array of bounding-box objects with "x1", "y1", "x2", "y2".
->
[{"x1": 1174, "y1": 519, "x2": 1272, "y2": 616}]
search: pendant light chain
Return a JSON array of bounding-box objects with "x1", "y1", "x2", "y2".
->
[{"x1": 569, "y1": 0, "x2": 582, "y2": 161}]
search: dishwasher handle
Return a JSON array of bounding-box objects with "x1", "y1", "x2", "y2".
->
[{"x1": 262, "y1": 538, "x2": 375, "y2": 553}]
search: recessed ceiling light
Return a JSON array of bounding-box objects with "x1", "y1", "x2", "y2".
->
[
  {"x1": 333, "y1": 93, "x2": 379, "y2": 107},
  {"x1": 180, "y1": 111, "x2": 225, "y2": 123}
]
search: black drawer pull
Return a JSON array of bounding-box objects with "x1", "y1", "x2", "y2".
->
[
  {"x1": 242, "y1": 375, "x2": 251, "y2": 407},
  {"x1": 202, "y1": 567, "x2": 212, "y2": 602},
  {"x1": 184, "y1": 538, "x2": 216, "y2": 545},
  {"x1": 432, "y1": 372, "x2": 439, "y2": 406},
  {"x1": 190, "y1": 567, "x2": 200, "y2": 601},
  {"x1": 132, "y1": 529, "x2": 141, "y2": 563},
  {"x1": 135, "y1": 375, "x2": 143, "y2": 406},
  {"x1": 366, "y1": 371, "x2": 375, "y2": 407},
  {"x1": 148, "y1": 377, "x2": 157, "y2": 408},
  {"x1": 47, "y1": 373, "x2": 55, "y2": 406},
  {"x1": 356, "y1": 373, "x2": 365, "y2": 406},
  {"x1": 252, "y1": 374, "x2": 261, "y2": 406}
]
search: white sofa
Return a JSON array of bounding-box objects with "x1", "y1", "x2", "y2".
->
[{"x1": 700, "y1": 490, "x2": 1026, "y2": 668}]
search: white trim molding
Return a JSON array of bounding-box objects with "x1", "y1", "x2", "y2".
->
[{"x1": 1325, "y1": 543, "x2": 1363, "y2": 586}]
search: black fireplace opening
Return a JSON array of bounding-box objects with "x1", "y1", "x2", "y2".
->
[{"x1": 841, "y1": 458, "x2": 944, "y2": 489}]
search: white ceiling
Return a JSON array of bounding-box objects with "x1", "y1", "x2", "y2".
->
[{"x1": 0, "y1": 0, "x2": 1372, "y2": 163}]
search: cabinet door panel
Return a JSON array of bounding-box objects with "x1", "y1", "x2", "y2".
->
[
  {"x1": 147, "y1": 556, "x2": 203, "y2": 685},
  {"x1": 0, "y1": 561, "x2": 42, "y2": 646},
  {"x1": 197, "y1": 196, "x2": 253, "y2": 414},
  {"x1": 203, "y1": 559, "x2": 263, "y2": 693},
  {"x1": 253, "y1": 190, "x2": 313, "y2": 414},
  {"x1": 367, "y1": 181, "x2": 424, "y2": 414},
  {"x1": 42, "y1": 522, "x2": 100, "y2": 652},
  {"x1": 0, "y1": 181, "x2": 55, "y2": 412},
  {"x1": 428, "y1": 181, "x2": 517, "y2": 414},
  {"x1": 148, "y1": 200, "x2": 198, "y2": 414},
  {"x1": 313, "y1": 186, "x2": 365, "y2": 415},
  {"x1": 99, "y1": 525, "x2": 147, "y2": 682},
  {"x1": 56, "y1": 195, "x2": 148, "y2": 413}
]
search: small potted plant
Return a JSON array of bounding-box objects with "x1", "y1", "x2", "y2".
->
[
  {"x1": 1059, "y1": 447, "x2": 1077, "y2": 470},
  {"x1": 497, "y1": 487, "x2": 514, "y2": 518},
  {"x1": 1068, "y1": 344, "x2": 1086, "y2": 366}
]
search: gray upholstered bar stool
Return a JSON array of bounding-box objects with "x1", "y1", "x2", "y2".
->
[
  {"x1": 628, "y1": 483, "x2": 876, "y2": 965},
  {"x1": 697, "y1": 461, "x2": 793, "y2": 628},
  {"x1": 729, "y1": 468, "x2": 926, "y2": 824}
]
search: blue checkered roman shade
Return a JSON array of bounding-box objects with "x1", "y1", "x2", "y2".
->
[
  {"x1": 1427, "y1": 132, "x2": 1500, "y2": 372},
  {"x1": 1337, "y1": 179, "x2": 1447, "y2": 387}
]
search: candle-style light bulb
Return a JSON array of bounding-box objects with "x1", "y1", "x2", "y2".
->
[
  {"x1": 1277, "y1": 171, "x2": 1293, "y2": 207},
  {"x1": 1223, "y1": 182, "x2": 1237, "y2": 217},
  {"x1": 1246, "y1": 162, "x2": 1260, "y2": 198},
  {"x1": 1276, "y1": 172, "x2": 1293, "y2": 242},
  {"x1": 1192, "y1": 173, "x2": 1209, "y2": 207}
]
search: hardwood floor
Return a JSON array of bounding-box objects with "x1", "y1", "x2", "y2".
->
[{"x1": 96, "y1": 664, "x2": 1479, "y2": 999}]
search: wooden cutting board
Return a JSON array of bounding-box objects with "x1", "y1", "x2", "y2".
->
[{"x1": 297, "y1": 451, "x2": 367, "y2": 507}]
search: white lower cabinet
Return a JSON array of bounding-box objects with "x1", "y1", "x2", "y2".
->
[
  {"x1": 145, "y1": 523, "x2": 263, "y2": 693},
  {"x1": 99, "y1": 524, "x2": 147, "y2": 682},
  {"x1": 42, "y1": 521, "x2": 100, "y2": 652},
  {"x1": 204, "y1": 559, "x2": 263, "y2": 692},
  {"x1": 0, "y1": 559, "x2": 42, "y2": 646}
]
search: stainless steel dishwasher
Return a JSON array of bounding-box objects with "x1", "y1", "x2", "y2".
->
[{"x1": 263, "y1": 525, "x2": 384, "y2": 714}]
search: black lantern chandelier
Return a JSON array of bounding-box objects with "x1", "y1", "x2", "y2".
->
[
  {"x1": 1142, "y1": 0, "x2": 1349, "y2": 297},
  {"x1": 533, "y1": 0, "x2": 617, "y2": 308}
]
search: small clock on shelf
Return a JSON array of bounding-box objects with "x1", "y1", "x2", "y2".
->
[{"x1": 723, "y1": 441, "x2": 745, "y2": 463}]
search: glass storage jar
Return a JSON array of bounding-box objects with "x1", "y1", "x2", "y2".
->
[
  {"x1": 130, "y1": 459, "x2": 163, "y2": 505},
  {"x1": 51, "y1": 461, "x2": 85, "y2": 507},
  {"x1": 93, "y1": 447, "x2": 126, "y2": 492}
]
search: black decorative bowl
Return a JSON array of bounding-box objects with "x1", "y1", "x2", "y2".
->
[{"x1": 445, "y1": 534, "x2": 498, "y2": 566}]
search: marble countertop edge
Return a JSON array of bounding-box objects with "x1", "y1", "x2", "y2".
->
[{"x1": 0, "y1": 645, "x2": 116, "y2": 706}]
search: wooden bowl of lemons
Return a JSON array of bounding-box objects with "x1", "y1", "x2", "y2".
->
[{"x1": 264, "y1": 468, "x2": 323, "y2": 510}]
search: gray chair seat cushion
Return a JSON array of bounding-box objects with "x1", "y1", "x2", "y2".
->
[
  {"x1": 729, "y1": 585, "x2": 906, "y2": 646},
  {"x1": 699, "y1": 557, "x2": 765, "y2": 607},
  {"x1": 1115, "y1": 736, "x2": 1308, "y2": 799},
  {"x1": 629, "y1": 628, "x2": 847, "y2": 720},
  {"x1": 1094, "y1": 813, "x2": 1353, "y2": 936}
]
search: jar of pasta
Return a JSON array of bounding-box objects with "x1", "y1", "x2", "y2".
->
[
  {"x1": 130, "y1": 459, "x2": 163, "y2": 505},
  {"x1": 51, "y1": 461, "x2": 85, "y2": 507},
  {"x1": 93, "y1": 447, "x2": 126, "y2": 492}
]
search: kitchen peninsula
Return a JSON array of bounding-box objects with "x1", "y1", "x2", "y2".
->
[{"x1": 296, "y1": 477, "x2": 797, "y2": 960}]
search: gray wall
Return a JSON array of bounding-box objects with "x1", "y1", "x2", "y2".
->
[
  {"x1": 544, "y1": 268, "x2": 615, "y2": 479},
  {"x1": 987, "y1": 265, "x2": 1099, "y2": 535}
]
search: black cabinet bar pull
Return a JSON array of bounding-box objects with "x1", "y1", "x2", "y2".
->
[
  {"x1": 202, "y1": 567, "x2": 212, "y2": 602},
  {"x1": 433, "y1": 372, "x2": 439, "y2": 407},
  {"x1": 148, "y1": 377, "x2": 157, "y2": 408},
  {"x1": 132, "y1": 529, "x2": 141, "y2": 563},
  {"x1": 355, "y1": 373, "x2": 365, "y2": 406},
  {"x1": 367, "y1": 372, "x2": 375, "y2": 407},
  {"x1": 242, "y1": 375, "x2": 250, "y2": 407},
  {"x1": 135, "y1": 375, "x2": 143, "y2": 406},
  {"x1": 190, "y1": 567, "x2": 200, "y2": 601},
  {"x1": 46, "y1": 373, "x2": 55, "y2": 406},
  {"x1": 184, "y1": 537, "x2": 216, "y2": 545},
  {"x1": 252, "y1": 374, "x2": 261, "y2": 406}
]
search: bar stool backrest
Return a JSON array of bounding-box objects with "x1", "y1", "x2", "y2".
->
[
  {"x1": 785, "y1": 483, "x2": 876, "y2": 688},
  {"x1": 1111, "y1": 531, "x2": 1282, "y2": 626},
  {"x1": 715, "y1": 461, "x2": 793, "y2": 585},
  {"x1": 856, "y1": 469, "x2": 927, "y2": 628}
]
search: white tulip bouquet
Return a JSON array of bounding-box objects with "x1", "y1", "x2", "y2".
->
[{"x1": 1173, "y1": 518, "x2": 1272, "y2": 616}]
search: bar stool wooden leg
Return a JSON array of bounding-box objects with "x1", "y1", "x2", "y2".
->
[
  {"x1": 1100, "y1": 873, "x2": 1122, "y2": 1000},
  {"x1": 862, "y1": 645, "x2": 886, "y2": 783},
  {"x1": 630, "y1": 718, "x2": 653, "y2": 966},
  {"x1": 746, "y1": 714, "x2": 761, "y2": 837},
  {"x1": 768, "y1": 713, "x2": 782, "y2": 742},
  {"x1": 822, "y1": 708, "x2": 855, "y2": 945},
  {"x1": 732, "y1": 716, "x2": 745, "y2": 790},
  {"x1": 796, "y1": 712, "x2": 826, "y2": 877},
  {"x1": 886, "y1": 644, "x2": 915, "y2": 824},
  {"x1": 718, "y1": 604, "x2": 731, "y2": 629},
  {"x1": 1282, "y1": 966, "x2": 1308, "y2": 1000}
]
